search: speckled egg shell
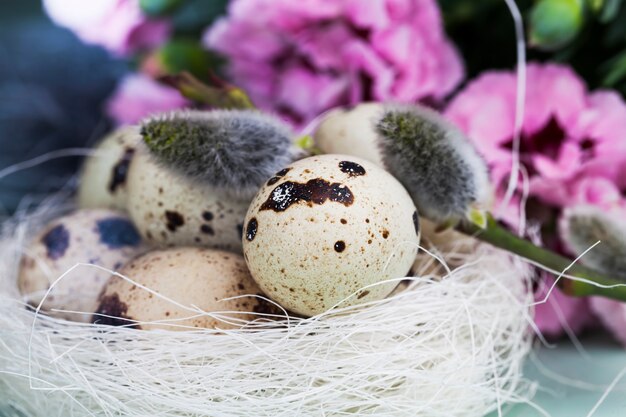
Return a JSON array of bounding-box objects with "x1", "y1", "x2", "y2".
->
[
  {"x1": 126, "y1": 148, "x2": 250, "y2": 253},
  {"x1": 93, "y1": 248, "x2": 279, "y2": 330},
  {"x1": 77, "y1": 126, "x2": 141, "y2": 211},
  {"x1": 242, "y1": 154, "x2": 420, "y2": 317},
  {"x1": 18, "y1": 209, "x2": 145, "y2": 322},
  {"x1": 313, "y1": 103, "x2": 385, "y2": 168}
]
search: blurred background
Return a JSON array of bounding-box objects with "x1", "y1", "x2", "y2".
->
[
  {"x1": 0, "y1": 0, "x2": 127, "y2": 213},
  {"x1": 2, "y1": 0, "x2": 625, "y2": 214}
]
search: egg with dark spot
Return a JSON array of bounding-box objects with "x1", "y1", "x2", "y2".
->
[
  {"x1": 18, "y1": 209, "x2": 145, "y2": 323},
  {"x1": 77, "y1": 126, "x2": 141, "y2": 211},
  {"x1": 94, "y1": 248, "x2": 279, "y2": 330},
  {"x1": 242, "y1": 154, "x2": 419, "y2": 317},
  {"x1": 126, "y1": 147, "x2": 249, "y2": 253}
]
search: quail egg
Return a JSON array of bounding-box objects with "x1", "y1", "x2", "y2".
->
[
  {"x1": 93, "y1": 247, "x2": 280, "y2": 330},
  {"x1": 242, "y1": 154, "x2": 420, "y2": 317},
  {"x1": 18, "y1": 209, "x2": 144, "y2": 322},
  {"x1": 126, "y1": 146, "x2": 250, "y2": 253},
  {"x1": 77, "y1": 126, "x2": 141, "y2": 211},
  {"x1": 313, "y1": 103, "x2": 385, "y2": 167}
]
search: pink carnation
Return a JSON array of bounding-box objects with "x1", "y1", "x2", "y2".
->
[
  {"x1": 445, "y1": 62, "x2": 626, "y2": 339},
  {"x1": 204, "y1": 0, "x2": 464, "y2": 125},
  {"x1": 591, "y1": 297, "x2": 626, "y2": 346},
  {"x1": 44, "y1": 0, "x2": 170, "y2": 56},
  {"x1": 106, "y1": 74, "x2": 189, "y2": 125}
]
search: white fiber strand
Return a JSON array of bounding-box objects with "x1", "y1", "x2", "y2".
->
[
  {"x1": 498, "y1": 0, "x2": 528, "y2": 235},
  {"x1": 0, "y1": 200, "x2": 534, "y2": 416}
]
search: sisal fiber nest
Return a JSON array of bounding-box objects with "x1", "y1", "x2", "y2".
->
[{"x1": 0, "y1": 199, "x2": 535, "y2": 417}]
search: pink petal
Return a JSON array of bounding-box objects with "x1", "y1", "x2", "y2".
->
[
  {"x1": 344, "y1": 0, "x2": 390, "y2": 29},
  {"x1": 371, "y1": 26, "x2": 413, "y2": 68},
  {"x1": 445, "y1": 71, "x2": 517, "y2": 151},
  {"x1": 344, "y1": 40, "x2": 395, "y2": 102},
  {"x1": 570, "y1": 176, "x2": 623, "y2": 209},
  {"x1": 534, "y1": 277, "x2": 594, "y2": 337},
  {"x1": 296, "y1": 23, "x2": 355, "y2": 70},
  {"x1": 532, "y1": 142, "x2": 581, "y2": 180},
  {"x1": 106, "y1": 74, "x2": 189, "y2": 126},
  {"x1": 204, "y1": 18, "x2": 285, "y2": 61},
  {"x1": 277, "y1": 65, "x2": 348, "y2": 120},
  {"x1": 529, "y1": 177, "x2": 572, "y2": 207},
  {"x1": 523, "y1": 63, "x2": 587, "y2": 137}
]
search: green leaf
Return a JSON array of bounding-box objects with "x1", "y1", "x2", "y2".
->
[
  {"x1": 529, "y1": 0, "x2": 585, "y2": 51},
  {"x1": 603, "y1": 1, "x2": 626, "y2": 46},
  {"x1": 139, "y1": 0, "x2": 184, "y2": 17},
  {"x1": 467, "y1": 206, "x2": 488, "y2": 229},
  {"x1": 601, "y1": 49, "x2": 626, "y2": 86},
  {"x1": 294, "y1": 135, "x2": 314, "y2": 150},
  {"x1": 156, "y1": 39, "x2": 220, "y2": 80},
  {"x1": 598, "y1": 0, "x2": 623, "y2": 22}
]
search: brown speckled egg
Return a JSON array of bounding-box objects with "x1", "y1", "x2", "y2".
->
[
  {"x1": 242, "y1": 154, "x2": 420, "y2": 317},
  {"x1": 93, "y1": 248, "x2": 279, "y2": 330},
  {"x1": 77, "y1": 126, "x2": 141, "y2": 211},
  {"x1": 126, "y1": 147, "x2": 249, "y2": 253},
  {"x1": 313, "y1": 103, "x2": 385, "y2": 168},
  {"x1": 18, "y1": 209, "x2": 145, "y2": 322}
]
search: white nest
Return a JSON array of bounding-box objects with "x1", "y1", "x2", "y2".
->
[{"x1": 0, "y1": 200, "x2": 535, "y2": 417}]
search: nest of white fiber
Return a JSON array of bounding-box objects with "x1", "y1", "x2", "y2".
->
[{"x1": 0, "y1": 198, "x2": 535, "y2": 417}]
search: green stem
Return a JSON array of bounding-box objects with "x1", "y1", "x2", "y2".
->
[
  {"x1": 161, "y1": 72, "x2": 255, "y2": 110},
  {"x1": 456, "y1": 214, "x2": 626, "y2": 301}
]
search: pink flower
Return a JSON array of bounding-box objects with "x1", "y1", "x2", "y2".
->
[
  {"x1": 446, "y1": 62, "x2": 626, "y2": 211},
  {"x1": 534, "y1": 278, "x2": 594, "y2": 337},
  {"x1": 106, "y1": 74, "x2": 189, "y2": 125},
  {"x1": 445, "y1": 62, "x2": 626, "y2": 338},
  {"x1": 590, "y1": 298, "x2": 626, "y2": 345},
  {"x1": 44, "y1": 0, "x2": 170, "y2": 56},
  {"x1": 204, "y1": 0, "x2": 463, "y2": 125}
]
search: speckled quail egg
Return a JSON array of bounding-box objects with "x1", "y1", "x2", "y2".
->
[
  {"x1": 242, "y1": 154, "x2": 420, "y2": 317},
  {"x1": 18, "y1": 209, "x2": 144, "y2": 322},
  {"x1": 93, "y1": 248, "x2": 280, "y2": 330},
  {"x1": 313, "y1": 103, "x2": 385, "y2": 167},
  {"x1": 126, "y1": 146, "x2": 250, "y2": 253},
  {"x1": 77, "y1": 126, "x2": 141, "y2": 211}
]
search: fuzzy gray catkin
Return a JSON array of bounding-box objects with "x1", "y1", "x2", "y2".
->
[
  {"x1": 561, "y1": 205, "x2": 626, "y2": 280},
  {"x1": 375, "y1": 104, "x2": 490, "y2": 223},
  {"x1": 141, "y1": 109, "x2": 294, "y2": 198}
]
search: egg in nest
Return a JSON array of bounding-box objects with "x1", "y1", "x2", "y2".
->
[
  {"x1": 77, "y1": 126, "x2": 141, "y2": 211},
  {"x1": 18, "y1": 209, "x2": 144, "y2": 322},
  {"x1": 126, "y1": 148, "x2": 250, "y2": 253},
  {"x1": 93, "y1": 248, "x2": 281, "y2": 330},
  {"x1": 242, "y1": 154, "x2": 420, "y2": 317}
]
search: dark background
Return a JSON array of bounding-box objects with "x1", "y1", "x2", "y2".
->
[{"x1": 0, "y1": 0, "x2": 127, "y2": 214}]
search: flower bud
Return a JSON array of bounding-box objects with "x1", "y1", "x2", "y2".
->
[
  {"x1": 530, "y1": 0, "x2": 585, "y2": 50},
  {"x1": 561, "y1": 205, "x2": 626, "y2": 279},
  {"x1": 375, "y1": 104, "x2": 491, "y2": 224}
]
